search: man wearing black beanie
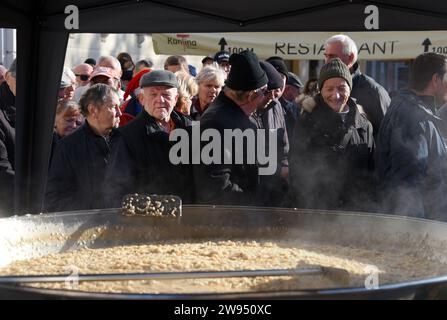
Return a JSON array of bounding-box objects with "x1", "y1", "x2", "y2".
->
[
  {"x1": 266, "y1": 56, "x2": 289, "y2": 80},
  {"x1": 194, "y1": 50, "x2": 269, "y2": 206},
  {"x1": 251, "y1": 61, "x2": 290, "y2": 207},
  {"x1": 266, "y1": 56, "x2": 298, "y2": 142}
]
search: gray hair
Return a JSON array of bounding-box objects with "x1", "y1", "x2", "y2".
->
[
  {"x1": 195, "y1": 65, "x2": 225, "y2": 87},
  {"x1": 325, "y1": 34, "x2": 358, "y2": 63},
  {"x1": 56, "y1": 100, "x2": 80, "y2": 115},
  {"x1": 79, "y1": 83, "x2": 119, "y2": 116},
  {"x1": 97, "y1": 55, "x2": 122, "y2": 72}
]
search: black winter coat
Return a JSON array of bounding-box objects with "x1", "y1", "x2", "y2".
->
[
  {"x1": 194, "y1": 91, "x2": 260, "y2": 206},
  {"x1": 250, "y1": 99, "x2": 289, "y2": 206},
  {"x1": 45, "y1": 121, "x2": 116, "y2": 212},
  {"x1": 375, "y1": 90, "x2": 447, "y2": 221},
  {"x1": 279, "y1": 96, "x2": 299, "y2": 142},
  {"x1": 104, "y1": 109, "x2": 194, "y2": 208},
  {"x1": 288, "y1": 94, "x2": 375, "y2": 211},
  {"x1": 351, "y1": 63, "x2": 391, "y2": 136},
  {"x1": 0, "y1": 103, "x2": 15, "y2": 215}
]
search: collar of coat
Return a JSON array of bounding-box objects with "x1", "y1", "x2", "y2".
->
[
  {"x1": 351, "y1": 62, "x2": 362, "y2": 79},
  {"x1": 141, "y1": 109, "x2": 192, "y2": 135},
  {"x1": 399, "y1": 89, "x2": 440, "y2": 116},
  {"x1": 190, "y1": 95, "x2": 205, "y2": 117},
  {"x1": 255, "y1": 98, "x2": 280, "y2": 116},
  {"x1": 300, "y1": 94, "x2": 369, "y2": 129},
  {"x1": 83, "y1": 119, "x2": 117, "y2": 140}
]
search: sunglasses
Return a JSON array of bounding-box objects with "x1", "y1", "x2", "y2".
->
[{"x1": 75, "y1": 74, "x2": 90, "y2": 81}]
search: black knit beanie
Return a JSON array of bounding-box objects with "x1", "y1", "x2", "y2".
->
[
  {"x1": 225, "y1": 51, "x2": 267, "y2": 91},
  {"x1": 318, "y1": 58, "x2": 352, "y2": 90},
  {"x1": 266, "y1": 56, "x2": 289, "y2": 80},
  {"x1": 259, "y1": 61, "x2": 284, "y2": 90}
]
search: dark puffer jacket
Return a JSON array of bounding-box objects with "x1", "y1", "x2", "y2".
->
[
  {"x1": 375, "y1": 90, "x2": 447, "y2": 221},
  {"x1": 288, "y1": 94, "x2": 375, "y2": 211}
]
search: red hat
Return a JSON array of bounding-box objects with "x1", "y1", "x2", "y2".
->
[
  {"x1": 89, "y1": 66, "x2": 120, "y2": 81},
  {"x1": 124, "y1": 68, "x2": 151, "y2": 100}
]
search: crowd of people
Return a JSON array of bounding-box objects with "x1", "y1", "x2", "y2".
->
[{"x1": 2, "y1": 34, "x2": 447, "y2": 221}]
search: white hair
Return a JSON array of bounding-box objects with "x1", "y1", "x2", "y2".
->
[
  {"x1": 195, "y1": 65, "x2": 226, "y2": 87},
  {"x1": 325, "y1": 34, "x2": 358, "y2": 63},
  {"x1": 97, "y1": 55, "x2": 122, "y2": 72}
]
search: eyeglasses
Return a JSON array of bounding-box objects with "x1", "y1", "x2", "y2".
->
[
  {"x1": 253, "y1": 87, "x2": 270, "y2": 96},
  {"x1": 75, "y1": 74, "x2": 90, "y2": 81}
]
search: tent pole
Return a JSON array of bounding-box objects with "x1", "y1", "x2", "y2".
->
[{"x1": 15, "y1": 22, "x2": 68, "y2": 214}]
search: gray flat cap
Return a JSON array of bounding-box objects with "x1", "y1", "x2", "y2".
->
[
  {"x1": 140, "y1": 70, "x2": 178, "y2": 88},
  {"x1": 286, "y1": 72, "x2": 303, "y2": 89}
]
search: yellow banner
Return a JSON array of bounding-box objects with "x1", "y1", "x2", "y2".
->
[{"x1": 152, "y1": 31, "x2": 447, "y2": 60}]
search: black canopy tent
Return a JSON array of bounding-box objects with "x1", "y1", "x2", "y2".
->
[{"x1": 0, "y1": 0, "x2": 446, "y2": 214}]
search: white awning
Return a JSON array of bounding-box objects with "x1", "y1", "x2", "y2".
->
[{"x1": 152, "y1": 31, "x2": 447, "y2": 60}]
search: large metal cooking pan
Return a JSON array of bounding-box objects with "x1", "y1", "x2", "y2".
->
[{"x1": 1, "y1": 206, "x2": 447, "y2": 299}]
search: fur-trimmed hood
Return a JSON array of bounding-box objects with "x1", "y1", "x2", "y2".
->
[
  {"x1": 300, "y1": 94, "x2": 366, "y2": 117},
  {"x1": 301, "y1": 95, "x2": 317, "y2": 113}
]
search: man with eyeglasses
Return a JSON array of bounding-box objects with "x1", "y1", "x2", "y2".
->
[
  {"x1": 73, "y1": 63, "x2": 93, "y2": 87},
  {"x1": 266, "y1": 56, "x2": 299, "y2": 143},
  {"x1": 73, "y1": 56, "x2": 126, "y2": 104},
  {"x1": 72, "y1": 63, "x2": 93, "y2": 103},
  {"x1": 194, "y1": 50, "x2": 269, "y2": 206},
  {"x1": 251, "y1": 61, "x2": 290, "y2": 207}
]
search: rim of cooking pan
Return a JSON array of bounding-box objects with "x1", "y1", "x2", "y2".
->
[
  {"x1": 5, "y1": 204, "x2": 447, "y2": 222},
  {"x1": 1, "y1": 273, "x2": 447, "y2": 299},
  {"x1": 1, "y1": 206, "x2": 447, "y2": 299}
]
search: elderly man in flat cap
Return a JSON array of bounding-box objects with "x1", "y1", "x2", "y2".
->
[
  {"x1": 194, "y1": 50, "x2": 270, "y2": 206},
  {"x1": 104, "y1": 70, "x2": 194, "y2": 207}
]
